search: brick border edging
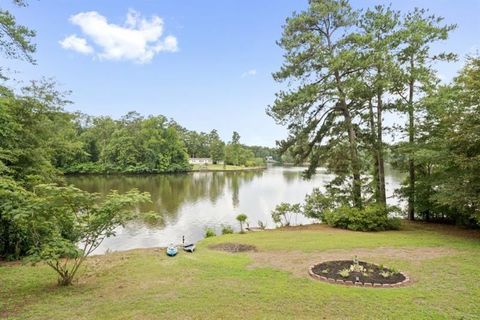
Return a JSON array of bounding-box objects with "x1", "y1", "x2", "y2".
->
[{"x1": 308, "y1": 261, "x2": 410, "y2": 288}]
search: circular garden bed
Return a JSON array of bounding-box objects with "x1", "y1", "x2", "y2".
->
[{"x1": 309, "y1": 259, "x2": 409, "y2": 287}]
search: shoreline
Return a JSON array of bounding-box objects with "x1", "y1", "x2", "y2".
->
[
  {"x1": 63, "y1": 165, "x2": 267, "y2": 176},
  {"x1": 190, "y1": 165, "x2": 266, "y2": 172}
]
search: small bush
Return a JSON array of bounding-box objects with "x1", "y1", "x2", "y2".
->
[
  {"x1": 204, "y1": 227, "x2": 216, "y2": 238},
  {"x1": 257, "y1": 220, "x2": 267, "y2": 230},
  {"x1": 323, "y1": 204, "x2": 401, "y2": 232},
  {"x1": 221, "y1": 224, "x2": 234, "y2": 235},
  {"x1": 271, "y1": 203, "x2": 302, "y2": 227}
]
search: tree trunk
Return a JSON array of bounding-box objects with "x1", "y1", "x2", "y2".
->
[
  {"x1": 377, "y1": 90, "x2": 387, "y2": 205},
  {"x1": 332, "y1": 62, "x2": 363, "y2": 209},
  {"x1": 342, "y1": 107, "x2": 363, "y2": 208},
  {"x1": 368, "y1": 100, "x2": 381, "y2": 203},
  {"x1": 408, "y1": 59, "x2": 416, "y2": 220}
]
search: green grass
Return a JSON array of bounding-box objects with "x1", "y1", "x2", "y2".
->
[
  {"x1": 1, "y1": 222, "x2": 480, "y2": 319},
  {"x1": 191, "y1": 164, "x2": 265, "y2": 171}
]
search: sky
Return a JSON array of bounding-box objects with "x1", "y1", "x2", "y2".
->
[{"x1": 2, "y1": 0, "x2": 480, "y2": 146}]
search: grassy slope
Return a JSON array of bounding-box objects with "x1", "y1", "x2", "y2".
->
[{"x1": 1, "y1": 222, "x2": 480, "y2": 319}]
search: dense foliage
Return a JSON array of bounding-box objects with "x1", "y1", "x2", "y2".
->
[
  {"x1": 66, "y1": 112, "x2": 191, "y2": 174},
  {"x1": 323, "y1": 204, "x2": 401, "y2": 232},
  {"x1": 392, "y1": 57, "x2": 480, "y2": 225},
  {"x1": 172, "y1": 127, "x2": 274, "y2": 167},
  {"x1": 269, "y1": 0, "x2": 478, "y2": 227}
]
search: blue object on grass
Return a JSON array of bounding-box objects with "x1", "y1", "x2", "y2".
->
[{"x1": 166, "y1": 244, "x2": 177, "y2": 257}]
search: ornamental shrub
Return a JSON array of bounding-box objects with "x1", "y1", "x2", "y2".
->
[{"x1": 323, "y1": 204, "x2": 400, "y2": 231}]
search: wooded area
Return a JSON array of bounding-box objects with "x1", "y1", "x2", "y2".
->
[{"x1": 269, "y1": 0, "x2": 479, "y2": 226}]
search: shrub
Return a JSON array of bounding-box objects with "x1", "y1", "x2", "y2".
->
[
  {"x1": 205, "y1": 227, "x2": 216, "y2": 238},
  {"x1": 303, "y1": 188, "x2": 333, "y2": 221},
  {"x1": 271, "y1": 203, "x2": 302, "y2": 227},
  {"x1": 19, "y1": 184, "x2": 150, "y2": 286},
  {"x1": 221, "y1": 224, "x2": 234, "y2": 235},
  {"x1": 257, "y1": 220, "x2": 267, "y2": 230},
  {"x1": 323, "y1": 204, "x2": 401, "y2": 232}
]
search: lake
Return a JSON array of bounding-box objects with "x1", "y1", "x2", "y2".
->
[{"x1": 66, "y1": 166, "x2": 404, "y2": 254}]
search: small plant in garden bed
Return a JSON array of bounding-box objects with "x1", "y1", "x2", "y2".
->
[
  {"x1": 380, "y1": 270, "x2": 394, "y2": 278},
  {"x1": 349, "y1": 257, "x2": 366, "y2": 273},
  {"x1": 338, "y1": 268, "x2": 350, "y2": 278}
]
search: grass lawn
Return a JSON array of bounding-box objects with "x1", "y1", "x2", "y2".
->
[
  {"x1": 191, "y1": 164, "x2": 265, "y2": 171},
  {"x1": 1, "y1": 222, "x2": 480, "y2": 319}
]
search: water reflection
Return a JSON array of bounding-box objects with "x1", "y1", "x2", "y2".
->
[{"x1": 66, "y1": 166, "x2": 403, "y2": 254}]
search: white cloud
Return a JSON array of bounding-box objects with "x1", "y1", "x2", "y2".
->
[
  {"x1": 59, "y1": 34, "x2": 94, "y2": 55},
  {"x1": 60, "y1": 9, "x2": 178, "y2": 63},
  {"x1": 242, "y1": 69, "x2": 257, "y2": 77}
]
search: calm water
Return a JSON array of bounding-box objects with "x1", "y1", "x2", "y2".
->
[{"x1": 66, "y1": 166, "x2": 404, "y2": 254}]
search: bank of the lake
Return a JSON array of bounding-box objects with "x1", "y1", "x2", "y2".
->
[
  {"x1": 2, "y1": 221, "x2": 479, "y2": 319},
  {"x1": 190, "y1": 164, "x2": 266, "y2": 172}
]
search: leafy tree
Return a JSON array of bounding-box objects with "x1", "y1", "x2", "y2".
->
[
  {"x1": 393, "y1": 8, "x2": 456, "y2": 220},
  {"x1": 184, "y1": 131, "x2": 210, "y2": 158},
  {"x1": 236, "y1": 213, "x2": 248, "y2": 233},
  {"x1": 410, "y1": 57, "x2": 480, "y2": 224},
  {"x1": 208, "y1": 129, "x2": 225, "y2": 163},
  {"x1": 0, "y1": 0, "x2": 36, "y2": 79},
  {"x1": 0, "y1": 80, "x2": 85, "y2": 258},
  {"x1": 225, "y1": 131, "x2": 242, "y2": 165},
  {"x1": 271, "y1": 203, "x2": 302, "y2": 227},
  {"x1": 0, "y1": 176, "x2": 32, "y2": 259},
  {"x1": 15, "y1": 184, "x2": 150, "y2": 285},
  {"x1": 358, "y1": 5, "x2": 401, "y2": 205},
  {"x1": 0, "y1": 80, "x2": 78, "y2": 187},
  {"x1": 269, "y1": 0, "x2": 366, "y2": 208},
  {"x1": 68, "y1": 113, "x2": 191, "y2": 174}
]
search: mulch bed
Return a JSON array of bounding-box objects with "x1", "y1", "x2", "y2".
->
[
  {"x1": 209, "y1": 243, "x2": 257, "y2": 253},
  {"x1": 309, "y1": 260, "x2": 409, "y2": 287}
]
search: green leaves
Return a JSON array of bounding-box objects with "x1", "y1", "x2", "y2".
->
[
  {"x1": 271, "y1": 202, "x2": 302, "y2": 227},
  {"x1": 0, "y1": 8, "x2": 36, "y2": 63},
  {"x1": 67, "y1": 113, "x2": 191, "y2": 174},
  {"x1": 19, "y1": 184, "x2": 151, "y2": 284}
]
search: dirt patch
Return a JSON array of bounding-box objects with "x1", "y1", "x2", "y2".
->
[
  {"x1": 209, "y1": 243, "x2": 257, "y2": 253},
  {"x1": 402, "y1": 221, "x2": 480, "y2": 239},
  {"x1": 281, "y1": 222, "x2": 480, "y2": 239},
  {"x1": 248, "y1": 247, "x2": 459, "y2": 278}
]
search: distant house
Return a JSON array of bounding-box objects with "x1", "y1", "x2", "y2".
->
[
  {"x1": 265, "y1": 156, "x2": 276, "y2": 163},
  {"x1": 189, "y1": 158, "x2": 213, "y2": 165}
]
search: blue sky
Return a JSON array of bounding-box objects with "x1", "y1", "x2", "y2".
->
[{"x1": 3, "y1": 0, "x2": 480, "y2": 146}]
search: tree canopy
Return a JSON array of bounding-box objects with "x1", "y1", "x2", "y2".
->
[{"x1": 269, "y1": 0, "x2": 466, "y2": 227}]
